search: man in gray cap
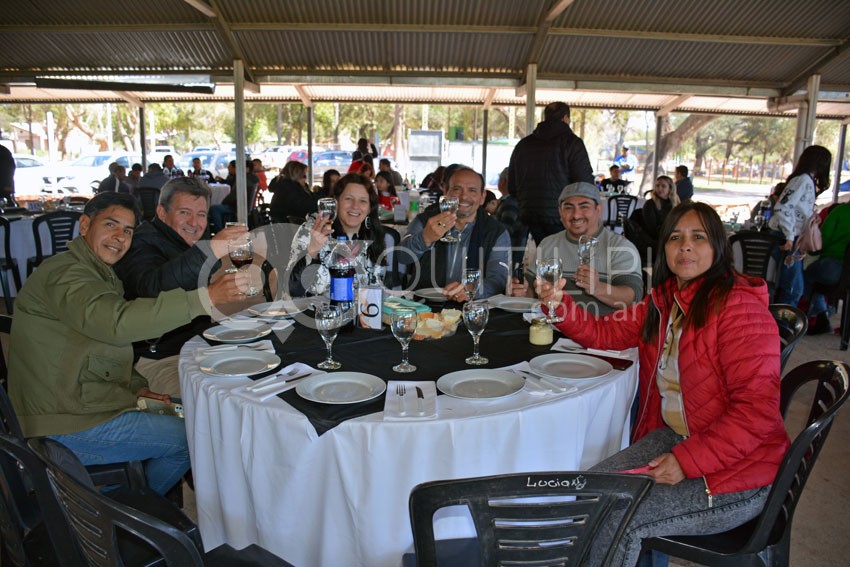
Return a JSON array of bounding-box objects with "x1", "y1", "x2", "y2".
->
[{"x1": 509, "y1": 182, "x2": 643, "y2": 315}]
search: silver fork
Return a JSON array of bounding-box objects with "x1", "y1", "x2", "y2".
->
[
  {"x1": 396, "y1": 383, "x2": 407, "y2": 416},
  {"x1": 245, "y1": 367, "x2": 301, "y2": 392}
]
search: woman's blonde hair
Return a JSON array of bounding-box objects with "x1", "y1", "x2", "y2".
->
[{"x1": 651, "y1": 175, "x2": 680, "y2": 209}]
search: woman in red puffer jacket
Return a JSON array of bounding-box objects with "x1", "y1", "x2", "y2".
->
[{"x1": 538, "y1": 201, "x2": 790, "y2": 567}]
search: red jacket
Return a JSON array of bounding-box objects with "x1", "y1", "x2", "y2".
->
[{"x1": 554, "y1": 274, "x2": 790, "y2": 496}]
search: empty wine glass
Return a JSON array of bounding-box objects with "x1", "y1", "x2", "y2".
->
[
  {"x1": 317, "y1": 197, "x2": 337, "y2": 222},
  {"x1": 463, "y1": 301, "x2": 489, "y2": 365},
  {"x1": 463, "y1": 268, "x2": 481, "y2": 301},
  {"x1": 315, "y1": 303, "x2": 342, "y2": 370},
  {"x1": 753, "y1": 214, "x2": 766, "y2": 232},
  {"x1": 227, "y1": 238, "x2": 259, "y2": 296},
  {"x1": 390, "y1": 307, "x2": 418, "y2": 373},
  {"x1": 577, "y1": 235, "x2": 598, "y2": 266},
  {"x1": 438, "y1": 196, "x2": 460, "y2": 242},
  {"x1": 536, "y1": 258, "x2": 564, "y2": 324}
]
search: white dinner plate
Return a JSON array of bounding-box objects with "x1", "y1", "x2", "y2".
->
[
  {"x1": 528, "y1": 353, "x2": 613, "y2": 382},
  {"x1": 296, "y1": 372, "x2": 387, "y2": 404},
  {"x1": 248, "y1": 299, "x2": 310, "y2": 318},
  {"x1": 199, "y1": 351, "x2": 281, "y2": 377},
  {"x1": 414, "y1": 287, "x2": 447, "y2": 302},
  {"x1": 490, "y1": 296, "x2": 538, "y2": 313},
  {"x1": 202, "y1": 324, "x2": 272, "y2": 343},
  {"x1": 436, "y1": 369, "x2": 525, "y2": 400},
  {"x1": 219, "y1": 319, "x2": 270, "y2": 331}
]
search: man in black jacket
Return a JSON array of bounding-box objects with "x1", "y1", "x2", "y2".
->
[
  {"x1": 508, "y1": 101, "x2": 594, "y2": 245},
  {"x1": 114, "y1": 177, "x2": 248, "y2": 395}
]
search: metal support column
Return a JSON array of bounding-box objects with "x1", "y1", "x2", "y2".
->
[
  {"x1": 482, "y1": 109, "x2": 489, "y2": 180},
  {"x1": 234, "y1": 59, "x2": 247, "y2": 224},
  {"x1": 833, "y1": 120, "x2": 848, "y2": 204},
  {"x1": 793, "y1": 74, "x2": 821, "y2": 163},
  {"x1": 653, "y1": 114, "x2": 663, "y2": 181},
  {"x1": 138, "y1": 106, "x2": 147, "y2": 170},
  {"x1": 307, "y1": 106, "x2": 314, "y2": 186},
  {"x1": 525, "y1": 64, "x2": 537, "y2": 139}
]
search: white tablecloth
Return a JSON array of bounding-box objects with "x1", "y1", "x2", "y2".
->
[{"x1": 180, "y1": 336, "x2": 638, "y2": 566}]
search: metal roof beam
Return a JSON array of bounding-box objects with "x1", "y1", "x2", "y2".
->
[
  {"x1": 183, "y1": 0, "x2": 216, "y2": 18},
  {"x1": 113, "y1": 91, "x2": 143, "y2": 107},
  {"x1": 657, "y1": 95, "x2": 692, "y2": 117},
  {"x1": 204, "y1": 0, "x2": 257, "y2": 84},
  {"x1": 294, "y1": 85, "x2": 312, "y2": 108},
  {"x1": 523, "y1": 0, "x2": 577, "y2": 79},
  {"x1": 782, "y1": 36, "x2": 850, "y2": 96},
  {"x1": 548, "y1": 27, "x2": 841, "y2": 47},
  {"x1": 483, "y1": 88, "x2": 497, "y2": 109}
]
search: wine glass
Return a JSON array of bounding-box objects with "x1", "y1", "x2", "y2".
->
[
  {"x1": 315, "y1": 303, "x2": 342, "y2": 370},
  {"x1": 317, "y1": 198, "x2": 337, "y2": 222},
  {"x1": 463, "y1": 301, "x2": 489, "y2": 365},
  {"x1": 463, "y1": 268, "x2": 481, "y2": 301},
  {"x1": 438, "y1": 196, "x2": 460, "y2": 242},
  {"x1": 390, "y1": 307, "x2": 418, "y2": 373},
  {"x1": 536, "y1": 258, "x2": 564, "y2": 324},
  {"x1": 577, "y1": 235, "x2": 598, "y2": 266},
  {"x1": 227, "y1": 238, "x2": 260, "y2": 296},
  {"x1": 753, "y1": 214, "x2": 766, "y2": 232}
]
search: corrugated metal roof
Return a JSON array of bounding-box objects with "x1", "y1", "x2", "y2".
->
[{"x1": 0, "y1": 0, "x2": 848, "y2": 117}]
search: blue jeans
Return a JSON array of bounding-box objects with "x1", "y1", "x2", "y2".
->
[
  {"x1": 770, "y1": 230, "x2": 804, "y2": 306},
  {"x1": 803, "y1": 257, "x2": 843, "y2": 316},
  {"x1": 51, "y1": 411, "x2": 190, "y2": 495},
  {"x1": 590, "y1": 428, "x2": 769, "y2": 566}
]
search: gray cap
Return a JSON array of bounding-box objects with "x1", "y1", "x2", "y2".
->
[{"x1": 559, "y1": 182, "x2": 601, "y2": 204}]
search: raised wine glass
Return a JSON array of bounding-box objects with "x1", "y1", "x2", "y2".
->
[
  {"x1": 438, "y1": 196, "x2": 460, "y2": 242},
  {"x1": 227, "y1": 238, "x2": 259, "y2": 296},
  {"x1": 317, "y1": 197, "x2": 337, "y2": 222},
  {"x1": 463, "y1": 268, "x2": 481, "y2": 301},
  {"x1": 390, "y1": 307, "x2": 418, "y2": 373},
  {"x1": 536, "y1": 258, "x2": 564, "y2": 324},
  {"x1": 463, "y1": 301, "x2": 489, "y2": 365},
  {"x1": 315, "y1": 303, "x2": 342, "y2": 370},
  {"x1": 577, "y1": 235, "x2": 598, "y2": 266},
  {"x1": 753, "y1": 214, "x2": 766, "y2": 232}
]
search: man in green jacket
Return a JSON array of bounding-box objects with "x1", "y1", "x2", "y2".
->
[{"x1": 8, "y1": 192, "x2": 247, "y2": 495}]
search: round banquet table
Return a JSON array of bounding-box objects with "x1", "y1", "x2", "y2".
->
[{"x1": 179, "y1": 308, "x2": 639, "y2": 567}]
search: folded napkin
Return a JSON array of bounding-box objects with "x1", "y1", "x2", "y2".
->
[
  {"x1": 193, "y1": 339, "x2": 275, "y2": 362},
  {"x1": 239, "y1": 362, "x2": 321, "y2": 402},
  {"x1": 521, "y1": 304, "x2": 546, "y2": 323},
  {"x1": 384, "y1": 381, "x2": 438, "y2": 420},
  {"x1": 552, "y1": 338, "x2": 632, "y2": 359}
]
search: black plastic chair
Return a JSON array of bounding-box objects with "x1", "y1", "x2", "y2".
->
[
  {"x1": 769, "y1": 304, "x2": 808, "y2": 372},
  {"x1": 643, "y1": 360, "x2": 850, "y2": 566},
  {"x1": 730, "y1": 231, "x2": 784, "y2": 301},
  {"x1": 0, "y1": 217, "x2": 22, "y2": 314},
  {"x1": 29, "y1": 437, "x2": 293, "y2": 567},
  {"x1": 135, "y1": 187, "x2": 160, "y2": 222},
  {"x1": 407, "y1": 471, "x2": 654, "y2": 566},
  {"x1": 604, "y1": 195, "x2": 638, "y2": 229},
  {"x1": 0, "y1": 315, "x2": 10, "y2": 391},
  {"x1": 811, "y1": 242, "x2": 850, "y2": 351},
  {"x1": 26, "y1": 211, "x2": 81, "y2": 275}
]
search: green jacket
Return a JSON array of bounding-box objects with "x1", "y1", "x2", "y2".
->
[{"x1": 9, "y1": 237, "x2": 209, "y2": 437}]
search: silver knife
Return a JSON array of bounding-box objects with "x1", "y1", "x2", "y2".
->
[
  {"x1": 415, "y1": 386, "x2": 426, "y2": 415},
  {"x1": 519, "y1": 371, "x2": 568, "y2": 393}
]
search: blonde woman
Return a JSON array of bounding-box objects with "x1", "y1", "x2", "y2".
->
[
  {"x1": 642, "y1": 175, "x2": 680, "y2": 246},
  {"x1": 269, "y1": 160, "x2": 317, "y2": 223}
]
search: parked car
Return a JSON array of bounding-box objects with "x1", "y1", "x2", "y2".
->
[
  {"x1": 12, "y1": 154, "x2": 54, "y2": 193},
  {"x1": 177, "y1": 151, "x2": 232, "y2": 181},
  {"x1": 53, "y1": 151, "x2": 142, "y2": 193},
  {"x1": 256, "y1": 145, "x2": 292, "y2": 170},
  {"x1": 312, "y1": 150, "x2": 355, "y2": 183}
]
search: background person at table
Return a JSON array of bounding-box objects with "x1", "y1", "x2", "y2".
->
[
  {"x1": 162, "y1": 154, "x2": 184, "y2": 179},
  {"x1": 537, "y1": 202, "x2": 789, "y2": 567},
  {"x1": 599, "y1": 164, "x2": 631, "y2": 194},
  {"x1": 285, "y1": 172, "x2": 387, "y2": 297},
  {"x1": 187, "y1": 156, "x2": 214, "y2": 183},
  {"x1": 379, "y1": 158, "x2": 403, "y2": 186},
  {"x1": 767, "y1": 144, "x2": 832, "y2": 306},
  {"x1": 509, "y1": 101, "x2": 594, "y2": 245},
  {"x1": 137, "y1": 162, "x2": 168, "y2": 191},
  {"x1": 269, "y1": 160, "x2": 317, "y2": 224},
  {"x1": 402, "y1": 165, "x2": 509, "y2": 301},
  {"x1": 510, "y1": 182, "x2": 643, "y2": 316},
  {"x1": 614, "y1": 144, "x2": 638, "y2": 183},
  {"x1": 114, "y1": 177, "x2": 251, "y2": 396},
  {"x1": 802, "y1": 202, "x2": 850, "y2": 335},
  {"x1": 316, "y1": 168, "x2": 340, "y2": 198},
  {"x1": 674, "y1": 165, "x2": 694, "y2": 202},
  {"x1": 210, "y1": 159, "x2": 260, "y2": 232},
  {"x1": 8, "y1": 192, "x2": 248, "y2": 495},
  {"x1": 96, "y1": 164, "x2": 130, "y2": 194},
  {"x1": 625, "y1": 175, "x2": 680, "y2": 265},
  {"x1": 375, "y1": 170, "x2": 399, "y2": 211},
  {"x1": 126, "y1": 162, "x2": 143, "y2": 191}
]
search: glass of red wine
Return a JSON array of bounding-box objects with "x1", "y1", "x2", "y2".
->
[{"x1": 227, "y1": 238, "x2": 259, "y2": 296}]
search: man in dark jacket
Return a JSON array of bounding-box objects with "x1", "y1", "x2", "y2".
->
[
  {"x1": 508, "y1": 101, "x2": 594, "y2": 244},
  {"x1": 675, "y1": 165, "x2": 694, "y2": 201},
  {"x1": 96, "y1": 164, "x2": 131, "y2": 194},
  {"x1": 114, "y1": 177, "x2": 249, "y2": 395}
]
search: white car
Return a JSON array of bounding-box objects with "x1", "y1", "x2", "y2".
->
[
  {"x1": 53, "y1": 151, "x2": 141, "y2": 193},
  {"x1": 13, "y1": 154, "x2": 54, "y2": 193}
]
